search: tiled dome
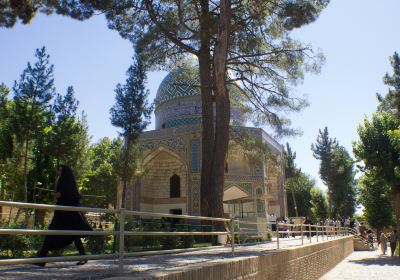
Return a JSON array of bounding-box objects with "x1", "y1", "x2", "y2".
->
[
  {"x1": 154, "y1": 66, "x2": 245, "y2": 129},
  {"x1": 155, "y1": 67, "x2": 201, "y2": 108}
]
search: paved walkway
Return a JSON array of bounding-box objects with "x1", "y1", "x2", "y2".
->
[
  {"x1": 320, "y1": 249, "x2": 400, "y2": 280},
  {"x1": 0, "y1": 236, "x2": 324, "y2": 279}
]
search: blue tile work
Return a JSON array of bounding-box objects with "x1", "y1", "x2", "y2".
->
[
  {"x1": 141, "y1": 137, "x2": 187, "y2": 157},
  {"x1": 165, "y1": 116, "x2": 202, "y2": 128},
  {"x1": 155, "y1": 68, "x2": 201, "y2": 108},
  {"x1": 191, "y1": 140, "x2": 200, "y2": 172}
]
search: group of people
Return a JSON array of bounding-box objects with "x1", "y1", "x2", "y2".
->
[{"x1": 379, "y1": 229, "x2": 398, "y2": 257}]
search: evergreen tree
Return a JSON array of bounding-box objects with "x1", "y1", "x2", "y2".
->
[
  {"x1": 284, "y1": 143, "x2": 301, "y2": 217},
  {"x1": 82, "y1": 137, "x2": 123, "y2": 208},
  {"x1": 286, "y1": 172, "x2": 314, "y2": 218},
  {"x1": 311, "y1": 127, "x2": 337, "y2": 217},
  {"x1": 359, "y1": 173, "x2": 394, "y2": 232},
  {"x1": 0, "y1": 83, "x2": 13, "y2": 163},
  {"x1": 50, "y1": 86, "x2": 85, "y2": 168},
  {"x1": 330, "y1": 146, "x2": 357, "y2": 218},
  {"x1": 377, "y1": 52, "x2": 400, "y2": 114},
  {"x1": 110, "y1": 53, "x2": 153, "y2": 208},
  {"x1": 31, "y1": 85, "x2": 91, "y2": 204},
  {"x1": 11, "y1": 47, "x2": 56, "y2": 202},
  {"x1": 310, "y1": 187, "x2": 328, "y2": 221},
  {"x1": 106, "y1": 0, "x2": 328, "y2": 218}
]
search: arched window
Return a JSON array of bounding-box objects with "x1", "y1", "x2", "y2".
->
[{"x1": 170, "y1": 175, "x2": 181, "y2": 198}]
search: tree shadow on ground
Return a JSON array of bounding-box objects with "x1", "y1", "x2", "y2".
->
[{"x1": 349, "y1": 255, "x2": 400, "y2": 267}]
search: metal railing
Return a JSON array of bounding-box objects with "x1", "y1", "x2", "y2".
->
[{"x1": 0, "y1": 201, "x2": 354, "y2": 274}]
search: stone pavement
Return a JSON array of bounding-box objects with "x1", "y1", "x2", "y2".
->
[
  {"x1": 0, "y1": 236, "x2": 325, "y2": 280},
  {"x1": 320, "y1": 248, "x2": 400, "y2": 280}
]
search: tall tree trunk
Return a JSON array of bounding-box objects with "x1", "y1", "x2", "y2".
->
[
  {"x1": 23, "y1": 136, "x2": 29, "y2": 202},
  {"x1": 199, "y1": 0, "x2": 214, "y2": 217},
  {"x1": 209, "y1": 0, "x2": 231, "y2": 221},
  {"x1": 290, "y1": 188, "x2": 298, "y2": 217},
  {"x1": 394, "y1": 191, "x2": 400, "y2": 239},
  {"x1": 328, "y1": 190, "x2": 332, "y2": 219},
  {"x1": 121, "y1": 137, "x2": 131, "y2": 209}
]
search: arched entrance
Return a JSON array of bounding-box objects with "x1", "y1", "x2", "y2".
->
[{"x1": 140, "y1": 147, "x2": 188, "y2": 214}]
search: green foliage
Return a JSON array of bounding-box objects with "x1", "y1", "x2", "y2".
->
[
  {"x1": 0, "y1": 84, "x2": 13, "y2": 164},
  {"x1": 0, "y1": 47, "x2": 90, "y2": 205},
  {"x1": 310, "y1": 187, "x2": 328, "y2": 221},
  {"x1": 312, "y1": 127, "x2": 357, "y2": 218},
  {"x1": 86, "y1": 235, "x2": 113, "y2": 254},
  {"x1": 0, "y1": 1, "x2": 112, "y2": 28},
  {"x1": 110, "y1": 54, "x2": 152, "y2": 143},
  {"x1": 285, "y1": 143, "x2": 318, "y2": 218},
  {"x1": 377, "y1": 52, "x2": 400, "y2": 114},
  {"x1": 330, "y1": 146, "x2": 357, "y2": 218},
  {"x1": 81, "y1": 137, "x2": 122, "y2": 208},
  {"x1": 0, "y1": 221, "x2": 45, "y2": 258},
  {"x1": 123, "y1": 219, "x2": 194, "y2": 251},
  {"x1": 354, "y1": 112, "x2": 400, "y2": 192},
  {"x1": 311, "y1": 127, "x2": 337, "y2": 187},
  {"x1": 110, "y1": 53, "x2": 153, "y2": 207},
  {"x1": 354, "y1": 52, "x2": 400, "y2": 232},
  {"x1": 106, "y1": 1, "x2": 328, "y2": 136},
  {"x1": 286, "y1": 172, "x2": 314, "y2": 218},
  {"x1": 359, "y1": 174, "x2": 394, "y2": 230}
]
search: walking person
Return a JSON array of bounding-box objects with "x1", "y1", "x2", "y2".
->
[
  {"x1": 389, "y1": 229, "x2": 398, "y2": 257},
  {"x1": 35, "y1": 165, "x2": 93, "y2": 267},
  {"x1": 380, "y1": 232, "x2": 387, "y2": 255}
]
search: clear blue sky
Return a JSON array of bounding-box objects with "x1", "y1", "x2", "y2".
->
[{"x1": 0, "y1": 0, "x2": 399, "y2": 190}]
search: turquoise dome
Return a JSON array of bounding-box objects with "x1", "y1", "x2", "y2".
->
[
  {"x1": 155, "y1": 67, "x2": 201, "y2": 108},
  {"x1": 154, "y1": 67, "x2": 245, "y2": 129}
]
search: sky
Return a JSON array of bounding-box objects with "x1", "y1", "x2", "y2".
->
[{"x1": 0, "y1": 0, "x2": 399, "y2": 190}]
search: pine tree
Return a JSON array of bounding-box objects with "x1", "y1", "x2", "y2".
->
[
  {"x1": 377, "y1": 52, "x2": 400, "y2": 114},
  {"x1": 311, "y1": 127, "x2": 337, "y2": 217},
  {"x1": 284, "y1": 143, "x2": 301, "y2": 217},
  {"x1": 11, "y1": 47, "x2": 56, "y2": 202},
  {"x1": 110, "y1": 53, "x2": 153, "y2": 208}
]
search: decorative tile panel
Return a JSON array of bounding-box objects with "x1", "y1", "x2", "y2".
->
[
  {"x1": 141, "y1": 137, "x2": 187, "y2": 157},
  {"x1": 191, "y1": 140, "x2": 200, "y2": 172},
  {"x1": 165, "y1": 116, "x2": 202, "y2": 128},
  {"x1": 155, "y1": 68, "x2": 201, "y2": 108},
  {"x1": 191, "y1": 182, "x2": 200, "y2": 215}
]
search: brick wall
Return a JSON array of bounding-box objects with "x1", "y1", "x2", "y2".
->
[{"x1": 129, "y1": 237, "x2": 353, "y2": 280}]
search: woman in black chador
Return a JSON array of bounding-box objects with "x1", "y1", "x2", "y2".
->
[{"x1": 36, "y1": 165, "x2": 92, "y2": 267}]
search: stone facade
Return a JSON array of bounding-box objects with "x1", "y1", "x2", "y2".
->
[{"x1": 128, "y1": 67, "x2": 287, "y2": 219}]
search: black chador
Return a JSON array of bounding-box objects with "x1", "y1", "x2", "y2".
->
[{"x1": 36, "y1": 165, "x2": 92, "y2": 267}]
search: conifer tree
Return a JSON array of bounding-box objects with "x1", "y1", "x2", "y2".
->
[
  {"x1": 284, "y1": 143, "x2": 301, "y2": 217},
  {"x1": 0, "y1": 83, "x2": 13, "y2": 163},
  {"x1": 110, "y1": 53, "x2": 153, "y2": 208},
  {"x1": 311, "y1": 127, "x2": 337, "y2": 217},
  {"x1": 377, "y1": 52, "x2": 400, "y2": 114},
  {"x1": 11, "y1": 47, "x2": 56, "y2": 202}
]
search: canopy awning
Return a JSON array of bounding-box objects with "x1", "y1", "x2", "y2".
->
[{"x1": 223, "y1": 194, "x2": 274, "y2": 203}]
